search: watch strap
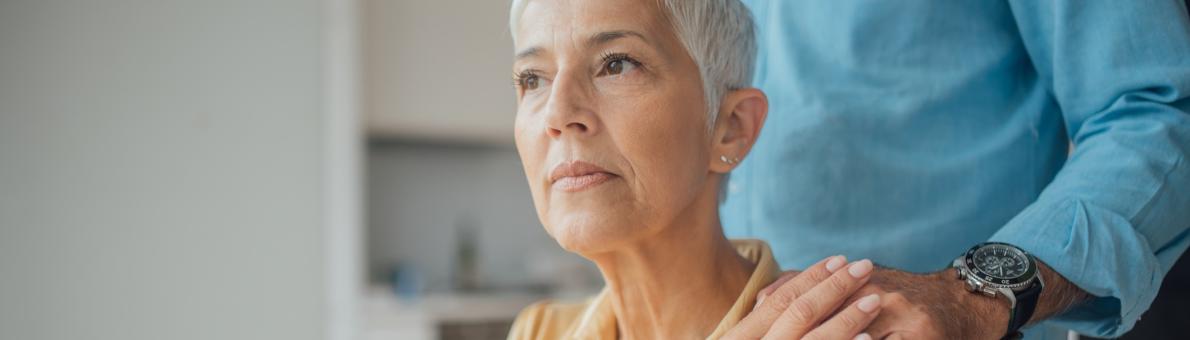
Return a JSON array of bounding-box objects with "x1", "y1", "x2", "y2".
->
[{"x1": 1003, "y1": 279, "x2": 1042, "y2": 340}]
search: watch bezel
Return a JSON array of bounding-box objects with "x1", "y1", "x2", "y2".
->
[{"x1": 962, "y1": 242, "x2": 1037, "y2": 290}]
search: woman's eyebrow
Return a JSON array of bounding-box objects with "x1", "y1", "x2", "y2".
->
[
  {"x1": 590, "y1": 30, "x2": 648, "y2": 46},
  {"x1": 515, "y1": 30, "x2": 649, "y2": 61},
  {"x1": 516, "y1": 47, "x2": 543, "y2": 61}
]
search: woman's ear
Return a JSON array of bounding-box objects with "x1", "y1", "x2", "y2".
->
[{"x1": 709, "y1": 88, "x2": 768, "y2": 174}]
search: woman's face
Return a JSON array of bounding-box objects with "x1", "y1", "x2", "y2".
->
[{"x1": 512, "y1": 0, "x2": 715, "y2": 255}]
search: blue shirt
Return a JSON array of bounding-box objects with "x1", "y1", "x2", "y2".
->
[{"x1": 721, "y1": 1, "x2": 1190, "y2": 338}]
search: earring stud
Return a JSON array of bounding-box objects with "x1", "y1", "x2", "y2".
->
[{"x1": 720, "y1": 155, "x2": 740, "y2": 165}]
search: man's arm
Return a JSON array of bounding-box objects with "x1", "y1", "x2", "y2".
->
[
  {"x1": 987, "y1": 0, "x2": 1190, "y2": 336},
  {"x1": 1028, "y1": 262, "x2": 1091, "y2": 325},
  {"x1": 745, "y1": 1, "x2": 1190, "y2": 338},
  {"x1": 940, "y1": 261, "x2": 1092, "y2": 338},
  {"x1": 825, "y1": 261, "x2": 1088, "y2": 339},
  {"x1": 839, "y1": 2, "x2": 1190, "y2": 337}
]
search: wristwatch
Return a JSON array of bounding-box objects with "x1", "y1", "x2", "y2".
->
[{"x1": 952, "y1": 242, "x2": 1045, "y2": 340}]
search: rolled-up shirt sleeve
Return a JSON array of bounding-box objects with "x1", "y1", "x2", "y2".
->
[{"x1": 991, "y1": 0, "x2": 1190, "y2": 337}]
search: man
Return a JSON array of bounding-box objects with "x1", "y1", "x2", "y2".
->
[{"x1": 723, "y1": 1, "x2": 1190, "y2": 339}]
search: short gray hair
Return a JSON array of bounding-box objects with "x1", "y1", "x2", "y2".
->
[{"x1": 509, "y1": 0, "x2": 758, "y2": 130}]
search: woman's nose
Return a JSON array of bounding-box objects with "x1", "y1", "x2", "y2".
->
[{"x1": 544, "y1": 73, "x2": 597, "y2": 138}]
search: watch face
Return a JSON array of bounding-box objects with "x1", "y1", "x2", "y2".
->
[{"x1": 964, "y1": 242, "x2": 1036, "y2": 287}]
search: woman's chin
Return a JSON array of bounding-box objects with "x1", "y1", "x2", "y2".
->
[{"x1": 547, "y1": 214, "x2": 644, "y2": 256}]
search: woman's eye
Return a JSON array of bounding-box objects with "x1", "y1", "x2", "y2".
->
[
  {"x1": 522, "y1": 75, "x2": 540, "y2": 90},
  {"x1": 605, "y1": 60, "x2": 626, "y2": 75},
  {"x1": 515, "y1": 72, "x2": 541, "y2": 91},
  {"x1": 598, "y1": 54, "x2": 639, "y2": 77}
]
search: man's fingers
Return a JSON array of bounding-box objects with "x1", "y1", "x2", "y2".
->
[
  {"x1": 727, "y1": 255, "x2": 845, "y2": 339},
  {"x1": 800, "y1": 293, "x2": 882, "y2": 340},
  {"x1": 760, "y1": 259, "x2": 874, "y2": 340}
]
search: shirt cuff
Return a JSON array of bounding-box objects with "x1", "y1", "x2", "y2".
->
[{"x1": 989, "y1": 198, "x2": 1162, "y2": 338}]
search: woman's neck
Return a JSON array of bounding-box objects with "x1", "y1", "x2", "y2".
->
[{"x1": 587, "y1": 197, "x2": 755, "y2": 340}]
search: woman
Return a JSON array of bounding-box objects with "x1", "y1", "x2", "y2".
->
[{"x1": 507, "y1": 0, "x2": 882, "y2": 339}]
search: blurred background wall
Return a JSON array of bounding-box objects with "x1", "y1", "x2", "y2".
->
[
  {"x1": 358, "y1": 1, "x2": 600, "y2": 339},
  {"x1": 0, "y1": 1, "x2": 360, "y2": 340},
  {"x1": 0, "y1": 0, "x2": 571, "y2": 339}
]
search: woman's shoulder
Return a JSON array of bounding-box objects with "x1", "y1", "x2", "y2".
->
[{"x1": 507, "y1": 298, "x2": 594, "y2": 340}]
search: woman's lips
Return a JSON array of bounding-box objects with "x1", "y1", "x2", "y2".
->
[
  {"x1": 549, "y1": 161, "x2": 617, "y2": 192},
  {"x1": 553, "y1": 172, "x2": 615, "y2": 192}
]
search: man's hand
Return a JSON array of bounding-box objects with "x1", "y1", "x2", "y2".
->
[
  {"x1": 849, "y1": 268, "x2": 1007, "y2": 339},
  {"x1": 755, "y1": 267, "x2": 986, "y2": 339},
  {"x1": 753, "y1": 261, "x2": 1090, "y2": 339}
]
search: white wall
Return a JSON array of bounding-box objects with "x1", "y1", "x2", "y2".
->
[
  {"x1": 363, "y1": 0, "x2": 517, "y2": 144},
  {"x1": 0, "y1": 1, "x2": 357, "y2": 340}
]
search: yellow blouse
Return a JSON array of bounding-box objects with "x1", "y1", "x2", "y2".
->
[{"x1": 507, "y1": 239, "x2": 781, "y2": 340}]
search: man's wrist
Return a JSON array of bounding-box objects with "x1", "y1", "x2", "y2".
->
[
  {"x1": 940, "y1": 267, "x2": 1012, "y2": 339},
  {"x1": 1030, "y1": 260, "x2": 1091, "y2": 322}
]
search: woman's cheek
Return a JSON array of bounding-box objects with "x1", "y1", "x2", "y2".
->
[{"x1": 594, "y1": 73, "x2": 653, "y2": 96}]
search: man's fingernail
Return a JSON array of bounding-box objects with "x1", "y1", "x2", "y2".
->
[
  {"x1": 848, "y1": 259, "x2": 873, "y2": 278},
  {"x1": 755, "y1": 295, "x2": 765, "y2": 308},
  {"x1": 854, "y1": 333, "x2": 873, "y2": 340},
  {"x1": 826, "y1": 255, "x2": 847, "y2": 272},
  {"x1": 857, "y1": 294, "x2": 881, "y2": 313}
]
